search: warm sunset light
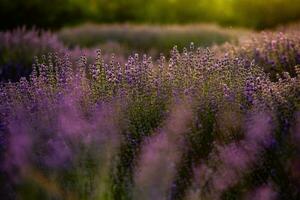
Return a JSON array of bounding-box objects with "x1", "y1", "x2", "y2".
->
[{"x1": 1, "y1": 1, "x2": 300, "y2": 200}]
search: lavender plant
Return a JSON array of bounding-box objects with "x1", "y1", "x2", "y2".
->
[
  {"x1": 0, "y1": 28, "x2": 66, "y2": 82},
  {"x1": 221, "y1": 30, "x2": 300, "y2": 80},
  {"x1": 0, "y1": 28, "x2": 113, "y2": 83},
  {"x1": 0, "y1": 28, "x2": 300, "y2": 200}
]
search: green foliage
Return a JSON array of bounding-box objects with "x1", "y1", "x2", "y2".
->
[
  {"x1": 1, "y1": 0, "x2": 300, "y2": 30},
  {"x1": 0, "y1": 0, "x2": 87, "y2": 30},
  {"x1": 59, "y1": 24, "x2": 238, "y2": 57},
  {"x1": 231, "y1": 0, "x2": 300, "y2": 29},
  {"x1": 112, "y1": 96, "x2": 166, "y2": 200}
]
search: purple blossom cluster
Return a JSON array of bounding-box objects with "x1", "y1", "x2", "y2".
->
[
  {"x1": 225, "y1": 31, "x2": 300, "y2": 80},
  {"x1": 0, "y1": 29, "x2": 300, "y2": 200},
  {"x1": 0, "y1": 28, "x2": 65, "y2": 81},
  {"x1": 0, "y1": 28, "x2": 121, "y2": 83}
]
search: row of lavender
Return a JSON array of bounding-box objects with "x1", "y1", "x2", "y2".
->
[
  {"x1": 0, "y1": 28, "x2": 121, "y2": 82},
  {"x1": 0, "y1": 29, "x2": 300, "y2": 200}
]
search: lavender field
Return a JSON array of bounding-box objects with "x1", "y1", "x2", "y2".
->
[{"x1": 0, "y1": 1, "x2": 300, "y2": 200}]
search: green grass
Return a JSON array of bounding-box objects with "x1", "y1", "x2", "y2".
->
[{"x1": 58, "y1": 23, "x2": 250, "y2": 57}]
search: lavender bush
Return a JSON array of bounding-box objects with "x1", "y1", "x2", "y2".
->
[
  {"x1": 0, "y1": 28, "x2": 117, "y2": 82},
  {"x1": 218, "y1": 30, "x2": 300, "y2": 80},
  {"x1": 0, "y1": 28, "x2": 66, "y2": 82},
  {"x1": 0, "y1": 28, "x2": 300, "y2": 200}
]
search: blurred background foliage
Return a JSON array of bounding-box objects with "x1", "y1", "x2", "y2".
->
[
  {"x1": 1, "y1": 0, "x2": 300, "y2": 30},
  {"x1": 58, "y1": 24, "x2": 245, "y2": 56}
]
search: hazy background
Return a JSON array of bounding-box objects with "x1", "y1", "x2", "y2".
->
[{"x1": 1, "y1": 0, "x2": 300, "y2": 30}]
